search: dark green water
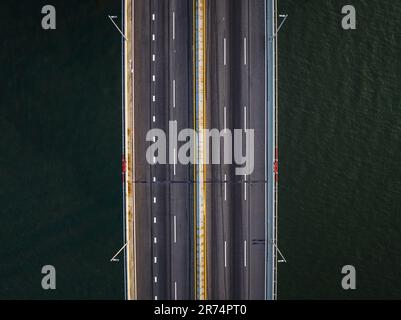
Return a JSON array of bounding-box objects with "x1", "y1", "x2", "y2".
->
[
  {"x1": 278, "y1": 0, "x2": 401, "y2": 299},
  {"x1": 0, "y1": 0, "x2": 124, "y2": 299}
]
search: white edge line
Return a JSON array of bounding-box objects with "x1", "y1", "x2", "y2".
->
[
  {"x1": 173, "y1": 147, "x2": 177, "y2": 175},
  {"x1": 173, "y1": 11, "x2": 175, "y2": 40},
  {"x1": 224, "y1": 241, "x2": 227, "y2": 268},
  {"x1": 224, "y1": 174, "x2": 227, "y2": 201},
  {"x1": 244, "y1": 37, "x2": 247, "y2": 65},
  {"x1": 173, "y1": 80, "x2": 176, "y2": 108},
  {"x1": 244, "y1": 106, "x2": 247, "y2": 132},
  {"x1": 224, "y1": 38, "x2": 227, "y2": 66},
  {"x1": 174, "y1": 215, "x2": 177, "y2": 243},
  {"x1": 244, "y1": 240, "x2": 247, "y2": 267},
  {"x1": 224, "y1": 106, "x2": 227, "y2": 130}
]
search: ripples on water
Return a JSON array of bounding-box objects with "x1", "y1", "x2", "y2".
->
[
  {"x1": 0, "y1": 0, "x2": 124, "y2": 298},
  {"x1": 279, "y1": 0, "x2": 401, "y2": 298}
]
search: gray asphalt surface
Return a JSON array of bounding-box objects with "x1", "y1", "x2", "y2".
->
[
  {"x1": 132, "y1": 0, "x2": 268, "y2": 300},
  {"x1": 206, "y1": 0, "x2": 267, "y2": 300},
  {"x1": 133, "y1": 0, "x2": 193, "y2": 300}
]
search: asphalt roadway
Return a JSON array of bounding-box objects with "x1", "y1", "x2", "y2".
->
[
  {"x1": 133, "y1": 0, "x2": 193, "y2": 300},
  {"x1": 131, "y1": 0, "x2": 267, "y2": 300},
  {"x1": 205, "y1": 0, "x2": 266, "y2": 300}
]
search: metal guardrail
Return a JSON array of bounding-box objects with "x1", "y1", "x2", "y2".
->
[{"x1": 265, "y1": 0, "x2": 278, "y2": 300}]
